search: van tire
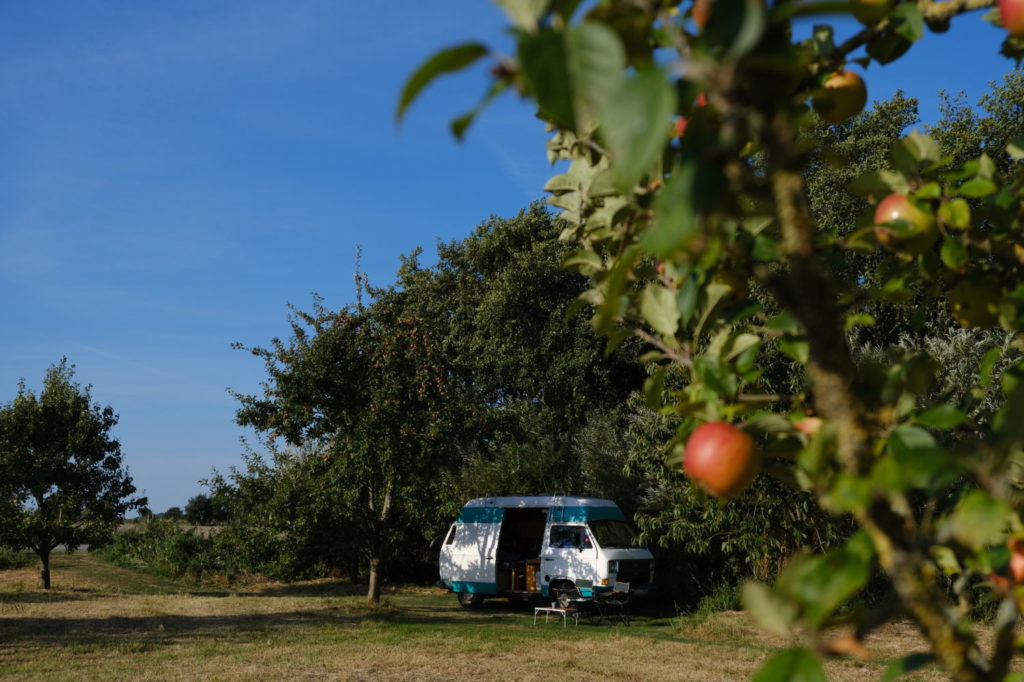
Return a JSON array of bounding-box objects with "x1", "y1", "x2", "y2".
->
[{"x1": 457, "y1": 592, "x2": 485, "y2": 609}]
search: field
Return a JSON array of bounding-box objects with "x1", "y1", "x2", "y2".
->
[{"x1": 0, "y1": 552, "x2": 951, "y2": 681}]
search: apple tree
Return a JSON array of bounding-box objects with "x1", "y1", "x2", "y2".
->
[
  {"x1": 401, "y1": 1, "x2": 1024, "y2": 679},
  {"x1": 233, "y1": 289, "x2": 479, "y2": 604},
  {"x1": 0, "y1": 359, "x2": 146, "y2": 589}
]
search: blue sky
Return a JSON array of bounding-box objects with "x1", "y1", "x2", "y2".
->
[{"x1": 0, "y1": 1, "x2": 1013, "y2": 513}]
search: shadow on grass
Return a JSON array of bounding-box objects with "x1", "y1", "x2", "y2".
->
[
  {"x1": 0, "y1": 606, "x2": 552, "y2": 649},
  {"x1": 0, "y1": 588, "x2": 100, "y2": 605},
  {"x1": 0, "y1": 593, "x2": 656, "y2": 651}
]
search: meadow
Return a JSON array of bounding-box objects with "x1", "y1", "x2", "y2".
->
[{"x1": 0, "y1": 551, "x2": 955, "y2": 681}]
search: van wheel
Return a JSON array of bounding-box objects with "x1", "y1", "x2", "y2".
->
[{"x1": 457, "y1": 592, "x2": 485, "y2": 609}]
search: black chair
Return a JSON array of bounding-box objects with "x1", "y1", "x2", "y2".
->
[{"x1": 595, "y1": 581, "x2": 630, "y2": 625}]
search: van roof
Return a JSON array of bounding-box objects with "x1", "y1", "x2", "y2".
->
[{"x1": 462, "y1": 496, "x2": 620, "y2": 509}]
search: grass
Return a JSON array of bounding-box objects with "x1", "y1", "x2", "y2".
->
[{"x1": 0, "y1": 552, "x2": 954, "y2": 681}]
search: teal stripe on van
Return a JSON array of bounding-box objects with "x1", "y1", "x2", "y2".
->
[
  {"x1": 456, "y1": 507, "x2": 505, "y2": 523},
  {"x1": 452, "y1": 580, "x2": 498, "y2": 594},
  {"x1": 559, "y1": 506, "x2": 624, "y2": 522}
]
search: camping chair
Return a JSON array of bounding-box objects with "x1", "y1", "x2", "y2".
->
[
  {"x1": 554, "y1": 579, "x2": 597, "y2": 621},
  {"x1": 595, "y1": 581, "x2": 631, "y2": 625}
]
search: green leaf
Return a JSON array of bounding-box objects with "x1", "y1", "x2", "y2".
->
[
  {"x1": 891, "y1": 131, "x2": 940, "y2": 175},
  {"x1": 677, "y1": 274, "x2": 700, "y2": 326},
  {"x1": 916, "y1": 404, "x2": 968, "y2": 429},
  {"x1": 890, "y1": 3, "x2": 924, "y2": 42},
  {"x1": 493, "y1": 0, "x2": 549, "y2": 31},
  {"x1": 978, "y1": 153, "x2": 997, "y2": 180},
  {"x1": 980, "y1": 347, "x2": 1002, "y2": 387},
  {"x1": 779, "y1": 533, "x2": 874, "y2": 629},
  {"x1": 848, "y1": 169, "x2": 910, "y2": 196},
  {"x1": 880, "y1": 653, "x2": 935, "y2": 682},
  {"x1": 643, "y1": 163, "x2": 700, "y2": 257},
  {"x1": 742, "y1": 581, "x2": 797, "y2": 637},
  {"x1": 752, "y1": 234, "x2": 782, "y2": 261},
  {"x1": 960, "y1": 177, "x2": 998, "y2": 198},
  {"x1": 779, "y1": 338, "x2": 809, "y2": 364},
  {"x1": 767, "y1": 311, "x2": 800, "y2": 335},
  {"x1": 703, "y1": 0, "x2": 767, "y2": 59},
  {"x1": 866, "y1": 32, "x2": 912, "y2": 65},
  {"x1": 568, "y1": 22, "x2": 627, "y2": 131},
  {"x1": 930, "y1": 545, "x2": 961, "y2": 574},
  {"x1": 643, "y1": 367, "x2": 666, "y2": 410},
  {"x1": 938, "y1": 198, "x2": 971, "y2": 230},
  {"x1": 562, "y1": 248, "x2": 603, "y2": 275},
  {"x1": 725, "y1": 333, "x2": 761, "y2": 363},
  {"x1": 940, "y1": 238, "x2": 968, "y2": 272},
  {"x1": 598, "y1": 67, "x2": 676, "y2": 191},
  {"x1": 752, "y1": 648, "x2": 826, "y2": 682},
  {"x1": 1008, "y1": 136, "x2": 1024, "y2": 160},
  {"x1": 519, "y1": 30, "x2": 576, "y2": 130},
  {"x1": 695, "y1": 356, "x2": 739, "y2": 399},
  {"x1": 941, "y1": 490, "x2": 1013, "y2": 549},
  {"x1": 745, "y1": 413, "x2": 792, "y2": 434},
  {"x1": 845, "y1": 313, "x2": 875, "y2": 330},
  {"x1": 916, "y1": 181, "x2": 942, "y2": 199},
  {"x1": 640, "y1": 284, "x2": 681, "y2": 337},
  {"x1": 887, "y1": 425, "x2": 958, "y2": 489},
  {"x1": 397, "y1": 43, "x2": 490, "y2": 123},
  {"x1": 451, "y1": 80, "x2": 509, "y2": 140}
]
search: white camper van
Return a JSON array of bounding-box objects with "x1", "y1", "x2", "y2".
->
[{"x1": 438, "y1": 496, "x2": 654, "y2": 608}]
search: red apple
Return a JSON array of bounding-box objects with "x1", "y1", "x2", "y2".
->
[
  {"x1": 683, "y1": 422, "x2": 761, "y2": 499},
  {"x1": 674, "y1": 116, "x2": 688, "y2": 137},
  {"x1": 794, "y1": 416, "x2": 823, "y2": 436},
  {"x1": 1010, "y1": 538, "x2": 1024, "y2": 583},
  {"x1": 1000, "y1": 0, "x2": 1024, "y2": 36},
  {"x1": 873, "y1": 193, "x2": 938, "y2": 255},
  {"x1": 693, "y1": 0, "x2": 712, "y2": 29},
  {"x1": 813, "y1": 70, "x2": 867, "y2": 125}
]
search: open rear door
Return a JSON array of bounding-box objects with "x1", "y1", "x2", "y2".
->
[{"x1": 444, "y1": 506, "x2": 503, "y2": 594}]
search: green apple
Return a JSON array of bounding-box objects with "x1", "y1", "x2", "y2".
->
[
  {"x1": 852, "y1": 0, "x2": 893, "y2": 25},
  {"x1": 813, "y1": 70, "x2": 867, "y2": 125}
]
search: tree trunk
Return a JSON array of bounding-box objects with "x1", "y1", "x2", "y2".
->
[
  {"x1": 365, "y1": 484, "x2": 393, "y2": 605},
  {"x1": 39, "y1": 548, "x2": 51, "y2": 590},
  {"x1": 366, "y1": 556, "x2": 383, "y2": 605},
  {"x1": 765, "y1": 116, "x2": 991, "y2": 681}
]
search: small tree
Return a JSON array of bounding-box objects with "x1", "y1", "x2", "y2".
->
[{"x1": 0, "y1": 359, "x2": 146, "y2": 588}]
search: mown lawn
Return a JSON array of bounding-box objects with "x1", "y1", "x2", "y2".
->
[{"x1": 0, "y1": 552, "x2": 949, "y2": 681}]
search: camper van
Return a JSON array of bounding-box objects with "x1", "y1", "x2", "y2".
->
[{"x1": 438, "y1": 496, "x2": 654, "y2": 608}]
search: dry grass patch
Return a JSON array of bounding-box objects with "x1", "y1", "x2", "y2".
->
[{"x1": 0, "y1": 552, "x2": 957, "y2": 681}]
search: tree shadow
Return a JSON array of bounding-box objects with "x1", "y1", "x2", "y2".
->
[
  {"x1": 0, "y1": 587, "x2": 102, "y2": 605},
  {"x1": 0, "y1": 602, "x2": 556, "y2": 651}
]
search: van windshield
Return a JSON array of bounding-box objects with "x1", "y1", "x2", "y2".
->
[{"x1": 588, "y1": 520, "x2": 642, "y2": 548}]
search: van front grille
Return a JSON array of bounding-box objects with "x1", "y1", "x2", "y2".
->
[{"x1": 615, "y1": 560, "x2": 652, "y2": 585}]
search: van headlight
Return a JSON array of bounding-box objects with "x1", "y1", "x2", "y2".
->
[{"x1": 608, "y1": 560, "x2": 619, "y2": 574}]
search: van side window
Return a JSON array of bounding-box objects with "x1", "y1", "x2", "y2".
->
[
  {"x1": 445, "y1": 524, "x2": 457, "y2": 545},
  {"x1": 550, "y1": 525, "x2": 590, "y2": 549}
]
